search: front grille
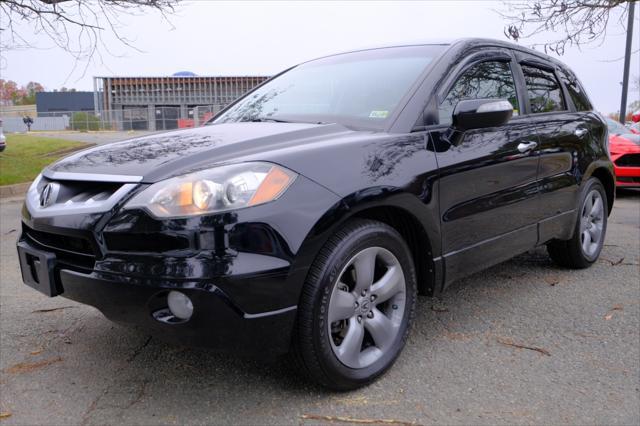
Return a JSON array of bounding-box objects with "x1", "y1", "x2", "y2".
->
[
  {"x1": 22, "y1": 224, "x2": 97, "y2": 270},
  {"x1": 37, "y1": 177, "x2": 124, "y2": 207},
  {"x1": 615, "y1": 153, "x2": 640, "y2": 167}
]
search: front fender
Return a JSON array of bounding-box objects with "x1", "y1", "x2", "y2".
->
[{"x1": 286, "y1": 186, "x2": 443, "y2": 305}]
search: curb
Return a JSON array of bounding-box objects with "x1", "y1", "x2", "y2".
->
[{"x1": 0, "y1": 182, "x2": 30, "y2": 199}]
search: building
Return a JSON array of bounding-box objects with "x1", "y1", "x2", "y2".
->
[
  {"x1": 36, "y1": 91, "x2": 96, "y2": 116},
  {"x1": 93, "y1": 73, "x2": 269, "y2": 131}
]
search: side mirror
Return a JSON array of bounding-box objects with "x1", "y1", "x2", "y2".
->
[{"x1": 452, "y1": 99, "x2": 513, "y2": 131}]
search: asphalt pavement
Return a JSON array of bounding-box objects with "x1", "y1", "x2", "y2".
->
[{"x1": 0, "y1": 191, "x2": 638, "y2": 425}]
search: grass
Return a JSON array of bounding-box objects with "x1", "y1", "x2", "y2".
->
[{"x1": 0, "y1": 134, "x2": 88, "y2": 186}]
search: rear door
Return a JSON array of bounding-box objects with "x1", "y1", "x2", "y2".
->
[
  {"x1": 514, "y1": 56, "x2": 601, "y2": 243},
  {"x1": 429, "y1": 50, "x2": 541, "y2": 285}
]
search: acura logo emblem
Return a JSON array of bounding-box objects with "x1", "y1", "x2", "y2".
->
[{"x1": 39, "y1": 183, "x2": 60, "y2": 207}]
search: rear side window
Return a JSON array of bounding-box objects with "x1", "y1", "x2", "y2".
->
[
  {"x1": 521, "y1": 65, "x2": 566, "y2": 113},
  {"x1": 558, "y1": 69, "x2": 592, "y2": 111},
  {"x1": 439, "y1": 60, "x2": 519, "y2": 125}
]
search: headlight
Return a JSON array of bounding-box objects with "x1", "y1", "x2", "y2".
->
[{"x1": 125, "y1": 162, "x2": 297, "y2": 218}]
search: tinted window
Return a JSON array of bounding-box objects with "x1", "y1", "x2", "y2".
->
[
  {"x1": 521, "y1": 65, "x2": 566, "y2": 113},
  {"x1": 214, "y1": 45, "x2": 445, "y2": 128},
  {"x1": 558, "y1": 69, "x2": 592, "y2": 111},
  {"x1": 439, "y1": 61, "x2": 519, "y2": 125}
]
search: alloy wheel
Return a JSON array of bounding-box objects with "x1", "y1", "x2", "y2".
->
[
  {"x1": 327, "y1": 247, "x2": 406, "y2": 369},
  {"x1": 579, "y1": 189, "x2": 604, "y2": 258}
]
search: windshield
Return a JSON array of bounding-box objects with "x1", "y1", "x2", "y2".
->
[
  {"x1": 214, "y1": 45, "x2": 445, "y2": 129},
  {"x1": 606, "y1": 118, "x2": 630, "y2": 135}
]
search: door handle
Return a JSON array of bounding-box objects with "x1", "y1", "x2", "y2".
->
[
  {"x1": 575, "y1": 128, "x2": 588, "y2": 138},
  {"x1": 517, "y1": 141, "x2": 538, "y2": 153}
]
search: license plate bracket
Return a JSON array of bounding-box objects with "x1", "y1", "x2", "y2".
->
[{"x1": 17, "y1": 241, "x2": 59, "y2": 297}]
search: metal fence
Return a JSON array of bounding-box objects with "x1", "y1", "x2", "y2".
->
[{"x1": 1, "y1": 105, "x2": 227, "y2": 133}]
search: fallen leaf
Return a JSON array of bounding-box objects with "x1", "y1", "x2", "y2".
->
[
  {"x1": 0, "y1": 411, "x2": 11, "y2": 419},
  {"x1": 5, "y1": 357, "x2": 62, "y2": 374},
  {"x1": 604, "y1": 304, "x2": 623, "y2": 320},
  {"x1": 544, "y1": 276, "x2": 560, "y2": 286},
  {"x1": 496, "y1": 337, "x2": 551, "y2": 356},
  {"x1": 29, "y1": 349, "x2": 43, "y2": 356},
  {"x1": 600, "y1": 257, "x2": 625, "y2": 266}
]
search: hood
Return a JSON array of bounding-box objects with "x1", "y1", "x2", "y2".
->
[
  {"x1": 46, "y1": 123, "x2": 359, "y2": 183},
  {"x1": 610, "y1": 133, "x2": 640, "y2": 151}
]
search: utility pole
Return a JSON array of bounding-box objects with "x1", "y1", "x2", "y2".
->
[{"x1": 619, "y1": 1, "x2": 636, "y2": 124}]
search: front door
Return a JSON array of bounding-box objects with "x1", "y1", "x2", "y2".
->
[{"x1": 429, "y1": 57, "x2": 540, "y2": 285}]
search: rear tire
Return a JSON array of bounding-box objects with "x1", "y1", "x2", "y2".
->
[
  {"x1": 547, "y1": 177, "x2": 608, "y2": 269},
  {"x1": 292, "y1": 219, "x2": 417, "y2": 390}
]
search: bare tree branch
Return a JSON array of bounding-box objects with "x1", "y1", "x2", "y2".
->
[
  {"x1": 0, "y1": 0, "x2": 180, "y2": 77},
  {"x1": 499, "y1": 0, "x2": 637, "y2": 55}
]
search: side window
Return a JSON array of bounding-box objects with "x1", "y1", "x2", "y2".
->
[
  {"x1": 558, "y1": 69, "x2": 592, "y2": 111},
  {"x1": 521, "y1": 65, "x2": 566, "y2": 113},
  {"x1": 439, "y1": 60, "x2": 519, "y2": 125}
]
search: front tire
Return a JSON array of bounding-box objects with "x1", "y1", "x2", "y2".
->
[
  {"x1": 292, "y1": 219, "x2": 417, "y2": 390},
  {"x1": 547, "y1": 177, "x2": 608, "y2": 268}
]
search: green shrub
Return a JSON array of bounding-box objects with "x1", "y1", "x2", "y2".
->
[{"x1": 69, "y1": 112, "x2": 100, "y2": 131}]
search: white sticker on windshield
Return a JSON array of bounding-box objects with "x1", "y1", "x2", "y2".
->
[{"x1": 369, "y1": 110, "x2": 389, "y2": 119}]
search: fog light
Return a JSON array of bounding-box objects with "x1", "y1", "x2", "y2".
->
[{"x1": 167, "y1": 291, "x2": 193, "y2": 320}]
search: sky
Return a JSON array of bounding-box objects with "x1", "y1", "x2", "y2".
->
[{"x1": 2, "y1": 0, "x2": 639, "y2": 114}]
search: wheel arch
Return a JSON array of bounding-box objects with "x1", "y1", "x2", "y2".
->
[
  {"x1": 350, "y1": 206, "x2": 436, "y2": 296},
  {"x1": 587, "y1": 165, "x2": 615, "y2": 216},
  {"x1": 290, "y1": 189, "x2": 442, "y2": 298}
]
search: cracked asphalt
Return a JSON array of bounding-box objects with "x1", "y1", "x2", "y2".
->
[{"x1": 1, "y1": 191, "x2": 638, "y2": 425}]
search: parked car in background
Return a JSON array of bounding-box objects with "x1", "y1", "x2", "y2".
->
[
  {"x1": 628, "y1": 121, "x2": 640, "y2": 135},
  {"x1": 0, "y1": 119, "x2": 6, "y2": 152},
  {"x1": 17, "y1": 39, "x2": 614, "y2": 390},
  {"x1": 607, "y1": 118, "x2": 640, "y2": 188}
]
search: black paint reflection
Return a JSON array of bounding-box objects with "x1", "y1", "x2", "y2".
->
[
  {"x1": 50, "y1": 132, "x2": 220, "y2": 171},
  {"x1": 364, "y1": 135, "x2": 425, "y2": 180}
]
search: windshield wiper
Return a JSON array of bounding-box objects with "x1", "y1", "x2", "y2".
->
[
  {"x1": 249, "y1": 117, "x2": 292, "y2": 123},
  {"x1": 246, "y1": 116, "x2": 333, "y2": 125}
]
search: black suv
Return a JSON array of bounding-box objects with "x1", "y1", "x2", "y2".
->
[{"x1": 18, "y1": 39, "x2": 614, "y2": 390}]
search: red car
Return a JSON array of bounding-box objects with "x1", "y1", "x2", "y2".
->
[{"x1": 607, "y1": 118, "x2": 640, "y2": 188}]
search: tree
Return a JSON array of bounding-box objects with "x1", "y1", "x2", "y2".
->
[
  {"x1": 22, "y1": 81, "x2": 45, "y2": 104},
  {"x1": 500, "y1": 0, "x2": 636, "y2": 55},
  {"x1": 0, "y1": 79, "x2": 19, "y2": 105},
  {"x1": 500, "y1": 0, "x2": 638, "y2": 123},
  {"x1": 0, "y1": 79, "x2": 45, "y2": 105},
  {"x1": 0, "y1": 0, "x2": 180, "y2": 68}
]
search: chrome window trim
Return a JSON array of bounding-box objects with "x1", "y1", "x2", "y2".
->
[
  {"x1": 25, "y1": 175, "x2": 138, "y2": 218},
  {"x1": 42, "y1": 170, "x2": 143, "y2": 183}
]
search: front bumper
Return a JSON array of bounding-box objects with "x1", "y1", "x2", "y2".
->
[
  {"x1": 613, "y1": 165, "x2": 640, "y2": 187},
  {"x1": 17, "y1": 173, "x2": 342, "y2": 357},
  {"x1": 611, "y1": 151, "x2": 640, "y2": 188},
  {"x1": 17, "y1": 236, "x2": 297, "y2": 357}
]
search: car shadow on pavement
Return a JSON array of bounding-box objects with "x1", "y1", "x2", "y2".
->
[
  {"x1": 616, "y1": 188, "x2": 640, "y2": 200},
  {"x1": 67, "y1": 246, "x2": 569, "y2": 395}
]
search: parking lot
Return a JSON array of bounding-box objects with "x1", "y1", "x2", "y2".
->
[{"x1": 0, "y1": 192, "x2": 638, "y2": 425}]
